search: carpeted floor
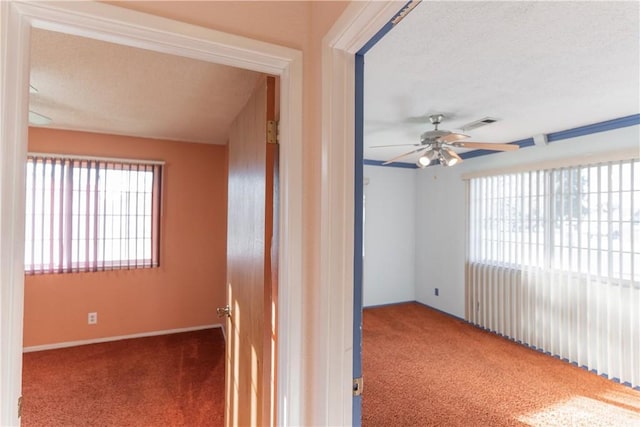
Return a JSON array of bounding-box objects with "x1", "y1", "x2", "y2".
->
[
  {"x1": 21, "y1": 306, "x2": 640, "y2": 426},
  {"x1": 22, "y1": 328, "x2": 225, "y2": 427},
  {"x1": 362, "y1": 302, "x2": 640, "y2": 426}
]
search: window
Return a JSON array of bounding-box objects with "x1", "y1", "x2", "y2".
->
[
  {"x1": 469, "y1": 158, "x2": 640, "y2": 282},
  {"x1": 25, "y1": 154, "x2": 162, "y2": 274}
]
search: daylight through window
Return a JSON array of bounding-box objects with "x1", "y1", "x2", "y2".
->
[
  {"x1": 469, "y1": 158, "x2": 640, "y2": 282},
  {"x1": 25, "y1": 154, "x2": 162, "y2": 274}
]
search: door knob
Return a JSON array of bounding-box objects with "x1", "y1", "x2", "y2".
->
[{"x1": 217, "y1": 305, "x2": 231, "y2": 318}]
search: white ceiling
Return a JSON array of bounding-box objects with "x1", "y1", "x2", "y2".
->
[
  {"x1": 364, "y1": 1, "x2": 640, "y2": 163},
  {"x1": 28, "y1": 3, "x2": 639, "y2": 154},
  {"x1": 29, "y1": 28, "x2": 264, "y2": 144}
]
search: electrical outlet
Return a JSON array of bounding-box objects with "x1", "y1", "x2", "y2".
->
[
  {"x1": 88, "y1": 312, "x2": 98, "y2": 325},
  {"x1": 435, "y1": 288, "x2": 439, "y2": 296}
]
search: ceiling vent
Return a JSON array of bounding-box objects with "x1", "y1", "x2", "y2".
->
[{"x1": 461, "y1": 117, "x2": 499, "y2": 132}]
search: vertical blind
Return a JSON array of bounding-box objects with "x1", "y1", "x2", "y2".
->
[
  {"x1": 466, "y1": 158, "x2": 640, "y2": 388},
  {"x1": 25, "y1": 154, "x2": 162, "y2": 274}
]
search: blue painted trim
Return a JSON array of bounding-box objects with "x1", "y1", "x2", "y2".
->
[
  {"x1": 354, "y1": 4, "x2": 420, "y2": 424},
  {"x1": 416, "y1": 301, "x2": 640, "y2": 392},
  {"x1": 375, "y1": 302, "x2": 640, "y2": 393},
  {"x1": 358, "y1": 21, "x2": 394, "y2": 56},
  {"x1": 355, "y1": 5, "x2": 424, "y2": 423},
  {"x1": 363, "y1": 159, "x2": 418, "y2": 169},
  {"x1": 471, "y1": 322, "x2": 640, "y2": 392},
  {"x1": 356, "y1": 0, "x2": 414, "y2": 55},
  {"x1": 365, "y1": 139, "x2": 533, "y2": 166},
  {"x1": 547, "y1": 113, "x2": 640, "y2": 142},
  {"x1": 367, "y1": 114, "x2": 639, "y2": 166},
  {"x1": 414, "y1": 301, "x2": 466, "y2": 322},
  {"x1": 459, "y1": 138, "x2": 534, "y2": 160},
  {"x1": 352, "y1": 52, "x2": 365, "y2": 427},
  {"x1": 458, "y1": 115, "x2": 639, "y2": 161},
  {"x1": 513, "y1": 137, "x2": 537, "y2": 148},
  {"x1": 364, "y1": 300, "x2": 417, "y2": 309}
]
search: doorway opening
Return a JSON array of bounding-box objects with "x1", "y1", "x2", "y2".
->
[
  {"x1": 0, "y1": 2, "x2": 302, "y2": 425},
  {"x1": 352, "y1": 2, "x2": 420, "y2": 425},
  {"x1": 22, "y1": 26, "x2": 274, "y2": 424}
]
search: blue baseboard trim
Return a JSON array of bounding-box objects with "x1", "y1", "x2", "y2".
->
[
  {"x1": 371, "y1": 302, "x2": 640, "y2": 391},
  {"x1": 365, "y1": 300, "x2": 467, "y2": 322},
  {"x1": 471, "y1": 323, "x2": 640, "y2": 392},
  {"x1": 363, "y1": 300, "x2": 417, "y2": 310},
  {"x1": 414, "y1": 300, "x2": 466, "y2": 322},
  {"x1": 354, "y1": 4, "x2": 419, "y2": 426}
]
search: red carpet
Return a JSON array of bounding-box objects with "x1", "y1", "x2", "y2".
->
[
  {"x1": 362, "y1": 302, "x2": 640, "y2": 426},
  {"x1": 22, "y1": 328, "x2": 225, "y2": 427}
]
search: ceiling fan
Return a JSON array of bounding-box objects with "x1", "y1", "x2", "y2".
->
[{"x1": 372, "y1": 114, "x2": 518, "y2": 167}]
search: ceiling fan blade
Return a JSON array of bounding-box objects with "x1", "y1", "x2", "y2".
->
[
  {"x1": 382, "y1": 146, "x2": 429, "y2": 165},
  {"x1": 439, "y1": 132, "x2": 469, "y2": 143},
  {"x1": 448, "y1": 149, "x2": 463, "y2": 162},
  {"x1": 370, "y1": 143, "x2": 421, "y2": 149},
  {"x1": 451, "y1": 141, "x2": 519, "y2": 151}
]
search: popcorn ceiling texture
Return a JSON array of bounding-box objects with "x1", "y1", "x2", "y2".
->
[
  {"x1": 364, "y1": 1, "x2": 640, "y2": 163},
  {"x1": 29, "y1": 28, "x2": 263, "y2": 145}
]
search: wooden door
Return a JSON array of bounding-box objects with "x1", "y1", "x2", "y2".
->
[{"x1": 225, "y1": 76, "x2": 277, "y2": 427}]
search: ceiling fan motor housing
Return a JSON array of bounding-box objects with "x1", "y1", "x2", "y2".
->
[{"x1": 420, "y1": 129, "x2": 448, "y2": 143}]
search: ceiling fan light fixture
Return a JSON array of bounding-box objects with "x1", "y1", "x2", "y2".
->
[
  {"x1": 416, "y1": 149, "x2": 438, "y2": 168},
  {"x1": 440, "y1": 147, "x2": 462, "y2": 167}
]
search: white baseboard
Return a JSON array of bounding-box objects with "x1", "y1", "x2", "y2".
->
[{"x1": 23, "y1": 324, "x2": 224, "y2": 353}]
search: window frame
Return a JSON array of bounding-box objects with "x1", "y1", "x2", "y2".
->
[
  {"x1": 468, "y1": 158, "x2": 640, "y2": 285},
  {"x1": 24, "y1": 152, "x2": 163, "y2": 274}
]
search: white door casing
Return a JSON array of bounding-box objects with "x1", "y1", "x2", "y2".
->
[
  {"x1": 318, "y1": 2, "x2": 404, "y2": 425},
  {"x1": 0, "y1": 1, "x2": 403, "y2": 425},
  {"x1": 0, "y1": 2, "x2": 302, "y2": 425}
]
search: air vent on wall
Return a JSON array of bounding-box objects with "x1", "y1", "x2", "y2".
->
[{"x1": 461, "y1": 117, "x2": 499, "y2": 132}]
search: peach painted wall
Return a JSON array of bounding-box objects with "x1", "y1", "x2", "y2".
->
[
  {"x1": 24, "y1": 127, "x2": 228, "y2": 347},
  {"x1": 106, "y1": 2, "x2": 350, "y2": 423}
]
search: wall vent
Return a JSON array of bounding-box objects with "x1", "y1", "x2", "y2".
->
[{"x1": 461, "y1": 117, "x2": 499, "y2": 132}]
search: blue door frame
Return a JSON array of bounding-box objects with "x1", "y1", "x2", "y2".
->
[
  {"x1": 352, "y1": 52, "x2": 365, "y2": 425},
  {"x1": 352, "y1": 3, "x2": 415, "y2": 425}
]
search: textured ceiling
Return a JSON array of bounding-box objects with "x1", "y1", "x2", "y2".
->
[
  {"x1": 28, "y1": 3, "x2": 639, "y2": 152},
  {"x1": 29, "y1": 28, "x2": 264, "y2": 144},
  {"x1": 364, "y1": 1, "x2": 640, "y2": 163}
]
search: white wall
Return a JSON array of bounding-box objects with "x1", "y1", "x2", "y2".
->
[
  {"x1": 363, "y1": 165, "x2": 416, "y2": 306},
  {"x1": 414, "y1": 125, "x2": 640, "y2": 318},
  {"x1": 414, "y1": 166, "x2": 467, "y2": 316}
]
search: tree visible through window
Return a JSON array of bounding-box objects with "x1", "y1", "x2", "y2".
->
[
  {"x1": 469, "y1": 158, "x2": 640, "y2": 282},
  {"x1": 24, "y1": 154, "x2": 162, "y2": 274}
]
